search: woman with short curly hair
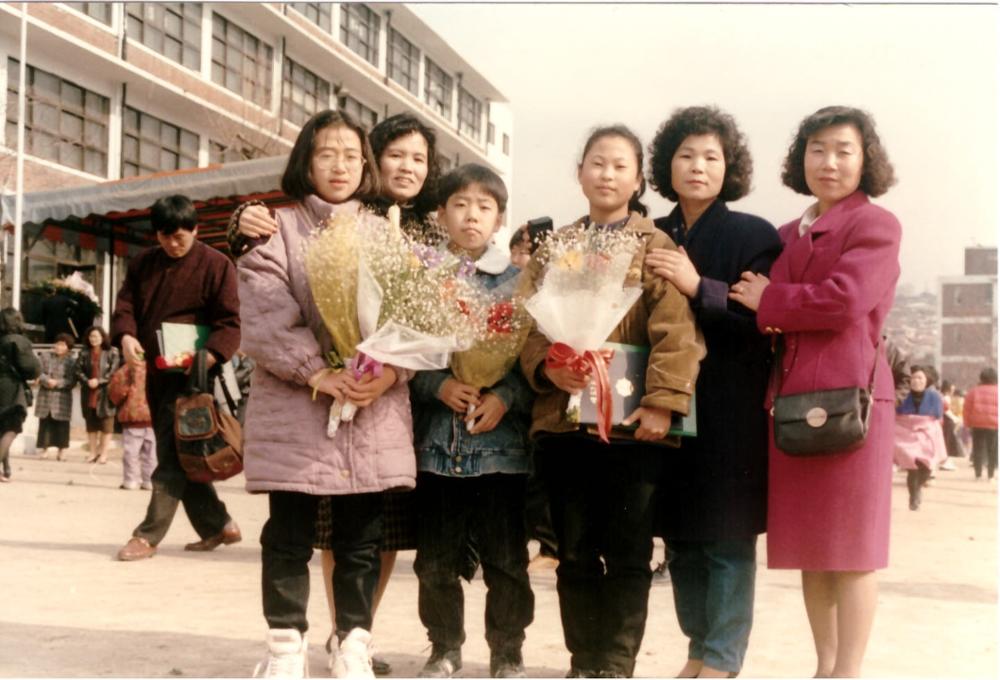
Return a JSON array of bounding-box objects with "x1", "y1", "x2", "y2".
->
[
  {"x1": 646, "y1": 105, "x2": 781, "y2": 678},
  {"x1": 730, "y1": 106, "x2": 901, "y2": 677}
]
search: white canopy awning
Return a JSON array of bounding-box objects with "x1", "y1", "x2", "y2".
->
[{"x1": 1, "y1": 155, "x2": 287, "y2": 227}]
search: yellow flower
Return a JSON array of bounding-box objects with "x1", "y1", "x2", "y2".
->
[{"x1": 558, "y1": 250, "x2": 583, "y2": 271}]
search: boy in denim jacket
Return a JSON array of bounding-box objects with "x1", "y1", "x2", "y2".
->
[{"x1": 410, "y1": 164, "x2": 534, "y2": 679}]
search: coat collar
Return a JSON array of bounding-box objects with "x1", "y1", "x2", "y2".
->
[
  {"x1": 475, "y1": 242, "x2": 511, "y2": 275},
  {"x1": 806, "y1": 190, "x2": 870, "y2": 235},
  {"x1": 571, "y1": 211, "x2": 654, "y2": 235},
  {"x1": 303, "y1": 194, "x2": 364, "y2": 228},
  {"x1": 661, "y1": 200, "x2": 728, "y2": 246}
]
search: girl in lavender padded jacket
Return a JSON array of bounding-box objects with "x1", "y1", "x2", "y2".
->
[{"x1": 238, "y1": 110, "x2": 415, "y2": 680}]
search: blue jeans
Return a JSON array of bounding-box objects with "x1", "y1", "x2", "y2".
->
[{"x1": 666, "y1": 538, "x2": 757, "y2": 674}]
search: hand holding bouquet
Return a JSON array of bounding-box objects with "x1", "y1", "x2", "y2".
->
[{"x1": 524, "y1": 225, "x2": 643, "y2": 442}]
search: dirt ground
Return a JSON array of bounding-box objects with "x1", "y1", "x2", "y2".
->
[{"x1": 0, "y1": 438, "x2": 995, "y2": 678}]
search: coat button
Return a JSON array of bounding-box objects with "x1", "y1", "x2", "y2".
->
[
  {"x1": 455, "y1": 455, "x2": 463, "y2": 463},
  {"x1": 341, "y1": 469, "x2": 350, "y2": 478},
  {"x1": 453, "y1": 466, "x2": 462, "y2": 474}
]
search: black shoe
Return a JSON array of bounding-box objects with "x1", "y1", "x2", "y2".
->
[
  {"x1": 371, "y1": 654, "x2": 392, "y2": 676},
  {"x1": 491, "y1": 650, "x2": 526, "y2": 678},
  {"x1": 419, "y1": 646, "x2": 462, "y2": 678},
  {"x1": 566, "y1": 669, "x2": 598, "y2": 678}
]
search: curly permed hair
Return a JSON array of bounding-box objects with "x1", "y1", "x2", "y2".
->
[
  {"x1": 781, "y1": 105, "x2": 896, "y2": 197},
  {"x1": 648, "y1": 105, "x2": 753, "y2": 203},
  {"x1": 369, "y1": 113, "x2": 441, "y2": 218}
]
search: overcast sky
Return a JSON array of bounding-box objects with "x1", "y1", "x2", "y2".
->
[{"x1": 410, "y1": 2, "x2": 998, "y2": 291}]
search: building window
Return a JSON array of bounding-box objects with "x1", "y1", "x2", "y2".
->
[
  {"x1": 65, "y1": 2, "x2": 113, "y2": 25},
  {"x1": 209, "y1": 140, "x2": 246, "y2": 164},
  {"x1": 387, "y1": 29, "x2": 419, "y2": 96},
  {"x1": 424, "y1": 58, "x2": 453, "y2": 120},
  {"x1": 288, "y1": 2, "x2": 332, "y2": 32},
  {"x1": 211, "y1": 13, "x2": 274, "y2": 107},
  {"x1": 458, "y1": 88, "x2": 482, "y2": 142},
  {"x1": 438, "y1": 154, "x2": 453, "y2": 172},
  {"x1": 121, "y1": 106, "x2": 198, "y2": 177},
  {"x1": 502, "y1": 133, "x2": 510, "y2": 155},
  {"x1": 5, "y1": 58, "x2": 109, "y2": 176},
  {"x1": 340, "y1": 4, "x2": 380, "y2": 66},
  {"x1": 282, "y1": 58, "x2": 331, "y2": 127},
  {"x1": 487, "y1": 122, "x2": 495, "y2": 145},
  {"x1": 338, "y1": 95, "x2": 378, "y2": 131},
  {"x1": 125, "y1": 3, "x2": 202, "y2": 71}
]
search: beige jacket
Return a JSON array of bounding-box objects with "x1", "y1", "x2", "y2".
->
[{"x1": 519, "y1": 212, "x2": 706, "y2": 439}]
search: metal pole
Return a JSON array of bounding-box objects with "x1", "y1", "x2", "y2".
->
[{"x1": 12, "y1": 3, "x2": 28, "y2": 310}]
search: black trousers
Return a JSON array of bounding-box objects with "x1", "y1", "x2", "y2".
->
[
  {"x1": 538, "y1": 436, "x2": 663, "y2": 677},
  {"x1": 261, "y1": 490, "x2": 383, "y2": 635},
  {"x1": 133, "y1": 377, "x2": 230, "y2": 545},
  {"x1": 414, "y1": 472, "x2": 534, "y2": 656},
  {"x1": 525, "y1": 467, "x2": 559, "y2": 558},
  {"x1": 972, "y1": 428, "x2": 998, "y2": 479}
]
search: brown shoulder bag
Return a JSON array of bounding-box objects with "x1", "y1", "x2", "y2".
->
[{"x1": 175, "y1": 350, "x2": 243, "y2": 483}]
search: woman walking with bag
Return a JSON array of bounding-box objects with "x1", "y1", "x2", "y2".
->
[
  {"x1": 0, "y1": 308, "x2": 42, "y2": 482},
  {"x1": 730, "y1": 106, "x2": 901, "y2": 678}
]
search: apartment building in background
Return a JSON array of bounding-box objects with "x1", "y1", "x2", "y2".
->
[
  {"x1": 0, "y1": 2, "x2": 512, "y2": 314},
  {"x1": 938, "y1": 247, "x2": 998, "y2": 390}
]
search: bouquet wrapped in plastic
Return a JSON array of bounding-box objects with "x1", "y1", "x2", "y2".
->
[
  {"x1": 450, "y1": 276, "x2": 531, "y2": 430},
  {"x1": 524, "y1": 225, "x2": 644, "y2": 443},
  {"x1": 305, "y1": 206, "x2": 480, "y2": 436}
]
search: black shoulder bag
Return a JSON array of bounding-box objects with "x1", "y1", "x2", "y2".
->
[{"x1": 771, "y1": 338, "x2": 879, "y2": 456}]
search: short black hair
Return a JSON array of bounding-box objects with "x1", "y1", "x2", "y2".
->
[
  {"x1": 83, "y1": 325, "x2": 110, "y2": 350},
  {"x1": 436, "y1": 164, "x2": 508, "y2": 214},
  {"x1": 370, "y1": 113, "x2": 440, "y2": 216},
  {"x1": 980, "y1": 367, "x2": 998, "y2": 385},
  {"x1": 648, "y1": 105, "x2": 753, "y2": 202},
  {"x1": 781, "y1": 106, "x2": 896, "y2": 197},
  {"x1": 54, "y1": 332, "x2": 75, "y2": 349},
  {"x1": 508, "y1": 225, "x2": 529, "y2": 251},
  {"x1": 281, "y1": 109, "x2": 380, "y2": 202},
  {"x1": 150, "y1": 195, "x2": 198, "y2": 235},
  {"x1": 0, "y1": 307, "x2": 25, "y2": 335}
]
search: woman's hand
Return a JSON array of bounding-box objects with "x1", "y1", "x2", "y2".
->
[
  {"x1": 87, "y1": 378, "x2": 99, "y2": 389},
  {"x1": 622, "y1": 406, "x2": 673, "y2": 441},
  {"x1": 343, "y1": 366, "x2": 398, "y2": 407},
  {"x1": 309, "y1": 370, "x2": 352, "y2": 403},
  {"x1": 543, "y1": 364, "x2": 591, "y2": 394},
  {"x1": 729, "y1": 271, "x2": 770, "y2": 311},
  {"x1": 46, "y1": 378, "x2": 57, "y2": 389},
  {"x1": 646, "y1": 246, "x2": 700, "y2": 298},
  {"x1": 467, "y1": 393, "x2": 507, "y2": 435},
  {"x1": 438, "y1": 378, "x2": 481, "y2": 414},
  {"x1": 121, "y1": 335, "x2": 145, "y2": 365},
  {"x1": 238, "y1": 204, "x2": 279, "y2": 239}
]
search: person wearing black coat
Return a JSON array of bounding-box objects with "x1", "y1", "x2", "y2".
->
[
  {"x1": 646, "y1": 107, "x2": 781, "y2": 678},
  {"x1": 0, "y1": 308, "x2": 43, "y2": 481}
]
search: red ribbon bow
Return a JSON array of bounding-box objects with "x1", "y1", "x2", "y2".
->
[{"x1": 545, "y1": 342, "x2": 615, "y2": 443}]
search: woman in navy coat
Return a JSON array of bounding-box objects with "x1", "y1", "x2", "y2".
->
[
  {"x1": 646, "y1": 106, "x2": 781, "y2": 678},
  {"x1": 730, "y1": 106, "x2": 901, "y2": 678}
]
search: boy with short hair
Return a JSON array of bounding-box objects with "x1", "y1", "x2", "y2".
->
[{"x1": 410, "y1": 164, "x2": 535, "y2": 679}]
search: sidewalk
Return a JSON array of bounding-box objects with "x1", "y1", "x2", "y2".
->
[{"x1": 0, "y1": 444, "x2": 995, "y2": 678}]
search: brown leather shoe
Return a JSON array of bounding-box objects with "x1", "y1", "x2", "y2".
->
[
  {"x1": 117, "y1": 536, "x2": 156, "y2": 561},
  {"x1": 184, "y1": 520, "x2": 242, "y2": 552}
]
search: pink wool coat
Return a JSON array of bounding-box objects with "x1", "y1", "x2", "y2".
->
[{"x1": 237, "y1": 195, "x2": 417, "y2": 496}]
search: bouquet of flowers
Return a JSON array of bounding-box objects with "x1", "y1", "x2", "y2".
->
[
  {"x1": 524, "y1": 224, "x2": 644, "y2": 442},
  {"x1": 305, "y1": 206, "x2": 480, "y2": 436},
  {"x1": 450, "y1": 276, "x2": 531, "y2": 430}
]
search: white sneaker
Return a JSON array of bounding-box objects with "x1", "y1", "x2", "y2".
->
[
  {"x1": 254, "y1": 629, "x2": 309, "y2": 678},
  {"x1": 333, "y1": 628, "x2": 374, "y2": 679},
  {"x1": 940, "y1": 459, "x2": 957, "y2": 471}
]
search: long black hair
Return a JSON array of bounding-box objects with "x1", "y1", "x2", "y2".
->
[{"x1": 579, "y1": 124, "x2": 648, "y2": 217}]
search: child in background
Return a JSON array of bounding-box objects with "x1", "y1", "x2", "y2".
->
[
  {"x1": 409, "y1": 164, "x2": 535, "y2": 679},
  {"x1": 35, "y1": 333, "x2": 77, "y2": 461},
  {"x1": 519, "y1": 125, "x2": 704, "y2": 677},
  {"x1": 508, "y1": 225, "x2": 532, "y2": 270},
  {"x1": 108, "y1": 361, "x2": 155, "y2": 490}
]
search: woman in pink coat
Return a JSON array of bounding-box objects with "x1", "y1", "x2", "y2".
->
[
  {"x1": 238, "y1": 109, "x2": 416, "y2": 678},
  {"x1": 730, "y1": 106, "x2": 900, "y2": 678}
]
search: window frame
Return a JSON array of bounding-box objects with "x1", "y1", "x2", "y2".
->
[
  {"x1": 120, "y1": 105, "x2": 199, "y2": 178},
  {"x1": 64, "y1": 2, "x2": 113, "y2": 25},
  {"x1": 457, "y1": 87, "x2": 482, "y2": 142},
  {"x1": 288, "y1": 2, "x2": 332, "y2": 32},
  {"x1": 337, "y1": 94, "x2": 378, "y2": 131},
  {"x1": 424, "y1": 57, "x2": 453, "y2": 121},
  {"x1": 210, "y1": 12, "x2": 274, "y2": 107},
  {"x1": 125, "y1": 2, "x2": 202, "y2": 71},
  {"x1": 339, "y1": 4, "x2": 381, "y2": 66},
  {"x1": 5, "y1": 58, "x2": 110, "y2": 177},
  {"x1": 282, "y1": 57, "x2": 332, "y2": 127},
  {"x1": 387, "y1": 28, "x2": 419, "y2": 96}
]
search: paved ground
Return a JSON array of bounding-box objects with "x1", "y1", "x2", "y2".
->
[{"x1": 0, "y1": 439, "x2": 995, "y2": 678}]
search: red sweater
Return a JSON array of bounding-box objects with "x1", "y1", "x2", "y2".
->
[{"x1": 963, "y1": 383, "x2": 998, "y2": 430}]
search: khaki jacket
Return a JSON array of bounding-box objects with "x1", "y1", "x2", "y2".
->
[{"x1": 519, "y1": 212, "x2": 706, "y2": 439}]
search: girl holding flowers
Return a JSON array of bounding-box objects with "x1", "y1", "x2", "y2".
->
[
  {"x1": 238, "y1": 110, "x2": 416, "y2": 679},
  {"x1": 519, "y1": 125, "x2": 705, "y2": 678},
  {"x1": 231, "y1": 113, "x2": 442, "y2": 676}
]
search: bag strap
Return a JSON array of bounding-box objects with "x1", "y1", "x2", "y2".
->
[
  {"x1": 217, "y1": 367, "x2": 240, "y2": 416},
  {"x1": 773, "y1": 335, "x2": 881, "y2": 395},
  {"x1": 186, "y1": 349, "x2": 211, "y2": 394}
]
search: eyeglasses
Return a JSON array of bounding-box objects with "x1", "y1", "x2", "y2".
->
[{"x1": 313, "y1": 151, "x2": 365, "y2": 170}]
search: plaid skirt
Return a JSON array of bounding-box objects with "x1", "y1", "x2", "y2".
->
[{"x1": 314, "y1": 490, "x2": 417, "y2": 552}]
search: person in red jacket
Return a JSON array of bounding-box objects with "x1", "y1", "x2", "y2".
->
[{"x1": 963, "y1": 367, "x2": 998, "y2": 480}]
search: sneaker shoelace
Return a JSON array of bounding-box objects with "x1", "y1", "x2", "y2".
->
[{"x1": 253, "y1": 650, "x2": 305, "y2": 678}]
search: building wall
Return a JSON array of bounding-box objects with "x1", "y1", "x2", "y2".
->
[
  {"x1": 938, "y1": 255, "x2": 997, "y2": 391},
  {"x1": 965, "y1": 247, "x2": 997, "y2": 276}
]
